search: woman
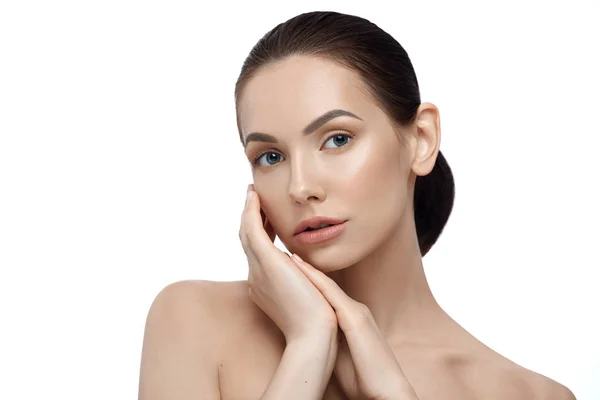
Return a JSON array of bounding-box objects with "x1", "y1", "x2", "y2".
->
[{"x1": 138, "y1": 11, "x2": 575, "y2": 400}]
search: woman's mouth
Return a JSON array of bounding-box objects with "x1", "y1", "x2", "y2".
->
[{"x1": 294, "y1": 221, "x2": 347, "y2": 245}]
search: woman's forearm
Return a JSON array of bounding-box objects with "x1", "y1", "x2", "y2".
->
[{"x1": 259, "y1": 331, "x2": 336, "y2": 400}]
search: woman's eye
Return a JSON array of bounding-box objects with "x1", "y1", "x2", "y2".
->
[
  {"x1": 254, "y1": 152, "x2": 283, "y2": 167},
  {"x1": 323, "y1": 133, "x2": 351, "y2": 149},
  {"x1": 253, "y1": 133, "x2": 353, "y2": 167}
]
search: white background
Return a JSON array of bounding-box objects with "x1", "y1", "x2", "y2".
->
[{"x1": 1, "y1": 0, "x2": 598, "y2": 398}]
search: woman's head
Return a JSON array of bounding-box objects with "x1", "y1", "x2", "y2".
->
[{"x1": 235, "y1": 11, "x2": 454, "y2": 266}]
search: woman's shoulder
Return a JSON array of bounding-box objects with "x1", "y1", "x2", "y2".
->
[
  {"x1": 493, "y1": 362, "x2": 575, "y2": 400},
  {"x1": 145, "y1": 280, "x2": 575, "y2": 400},
  {"x1": 153, "y1": 279, "x2": 248, "y2": 305},
  {"x1": 148, "y1": 280, "x2": 287, "y2": 399},
  {"x1": 498, "y1": 361, "x2": 575, "y2": 400},
  {"x1": 392, "y1": 326, "x2": 574, "y2": 399},
  {"x1": 151, "y1": 279, "x2": 283, "y2": 342},
  {"x1": 443, "y1": 344, "x2": 576, "y2": 400},
  {"x1": 151, "y1": 279, "x2": 256, "y2": 323},
  {"x1": 144, "y1": 279, "x2": 280, "y2": 361},
  {"x1": 140, "y1": 279, "x2": 254, "y2": 398}
]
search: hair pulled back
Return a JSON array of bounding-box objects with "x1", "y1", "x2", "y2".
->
[{"x1": 234, "y1": 11, "x2": 455, "y2": 256}]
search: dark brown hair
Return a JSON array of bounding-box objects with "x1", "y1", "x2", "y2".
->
[{"x1": 234, "y1": 11, "x2": 455, "y2": 257}]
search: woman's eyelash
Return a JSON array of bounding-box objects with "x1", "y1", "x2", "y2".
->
[{"x1": 252, "y1": 131, "x2": 354, "y2": 166}]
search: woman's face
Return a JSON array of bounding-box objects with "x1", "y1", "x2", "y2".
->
[{"x1": 238, "y1": 55, "x2": 418, "y2": 271}]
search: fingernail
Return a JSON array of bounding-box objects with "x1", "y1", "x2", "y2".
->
[
  {"x1": 246, "y1": 190, "x2": 254, "y2": 203},
  {"x1": 292, "y1": 253, "x2": 303, "y2": 262}
]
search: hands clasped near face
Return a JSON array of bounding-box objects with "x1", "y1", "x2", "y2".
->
[{"x1": 239, "y1": 184, "x2": 419, "y2": 400}]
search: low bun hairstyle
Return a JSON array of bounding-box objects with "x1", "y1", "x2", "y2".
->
[{"x1": 234, "y1": 11, "x2": 455, "y2": 257}]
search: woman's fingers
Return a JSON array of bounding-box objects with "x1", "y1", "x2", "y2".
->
[
  {"x1": 239, "y1": 185, "x2": 340, "y2": 342},
  {"x1": 290, "y1": 254, "x2": 417, "y2": 399},
  {"x1": 241, "y1": 184, "x2": 271, "y2": 261}
]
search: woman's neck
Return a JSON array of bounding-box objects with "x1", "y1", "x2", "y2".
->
[{"x1": 325, "y1": 217, "x2": 459, "y2": 348}]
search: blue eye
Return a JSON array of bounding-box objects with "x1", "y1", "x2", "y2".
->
[
  {"x1": 252, "y1": 132, "x2": 353, "y2": 167},
  {"x1": 322, "y1": 133, "x2": 351, "y2": 149},
  {"x1": 254, "y1": 152, "x2": 283, "y2": 167}
]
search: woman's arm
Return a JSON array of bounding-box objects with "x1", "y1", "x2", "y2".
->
[
  {"x1": 138, "y1": 280, "x2": 221, "y2": 400},
  {"x1": 259, "y1": 330, "x2": 338, "y2": 400}
]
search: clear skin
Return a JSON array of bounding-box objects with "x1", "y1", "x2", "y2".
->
[
  {"x1": 239, "y1": 54, "x2": 453, "y2": 349},
  {"x1": 236, "y1": 54, "x2": 575, "y2": 399},
  {"x1": 240, "y1": 180, "x2": 340, "y2": 344},
  {"x1": 137, "y1": 53, "x2": 576, "y2": 400}
]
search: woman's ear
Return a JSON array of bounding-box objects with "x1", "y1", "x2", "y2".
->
[{"x1": 411, "y1": 102, "x2": 441, "y2": 177}]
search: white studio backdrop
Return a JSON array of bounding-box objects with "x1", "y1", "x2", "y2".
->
[{"x1": 0, "y1": 1, "x2": 598, "y2": 399}]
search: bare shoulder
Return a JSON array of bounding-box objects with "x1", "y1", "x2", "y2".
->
[
  {"x1": 143, "y1": 279, "x2": 252, "y2": 339},
  {"x1": 144, "y1": 279, "x2": 282, "y2": 348},
  {"x1": 139, "y1": 279, "x2": 244, "y2": 399},
  {"x1": 197, "y1": 279, "x2": 285, "y2": 334},
  {"x1": 144, "y1": 279, "x2": 227, "y2": 335},
  {"x1": 428, "y1": 344, "x2": 576, "y2": 400},
  {"x1": 471, "y1": 352, "x2": 576, "y2": 400},
  {"x1": 515, "y1": 366, "x2": 576, "y2": 400}
]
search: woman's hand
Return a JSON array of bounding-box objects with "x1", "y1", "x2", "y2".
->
[
  {"x1": 290, "y1": 254, "x2": 420, "y2": 400},
  {"x1": 239, "y1": 184, "x2": 339, "y2": 345}
]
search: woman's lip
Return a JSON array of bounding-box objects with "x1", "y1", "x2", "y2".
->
[
  {"x1": 294, "y1": 221, "x2": 347, "y2": 245},
  {"x1": 294, "y1": 217, "x2": 347, "y2": 235}
]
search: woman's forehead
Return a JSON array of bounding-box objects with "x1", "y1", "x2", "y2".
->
[{"x1": 238, "y1": 56, "x2": 374, "y2": 135}]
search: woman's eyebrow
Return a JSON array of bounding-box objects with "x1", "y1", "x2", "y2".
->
[{"x1": 243, "y1": 109, "x2": 363, "y2": 149}]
